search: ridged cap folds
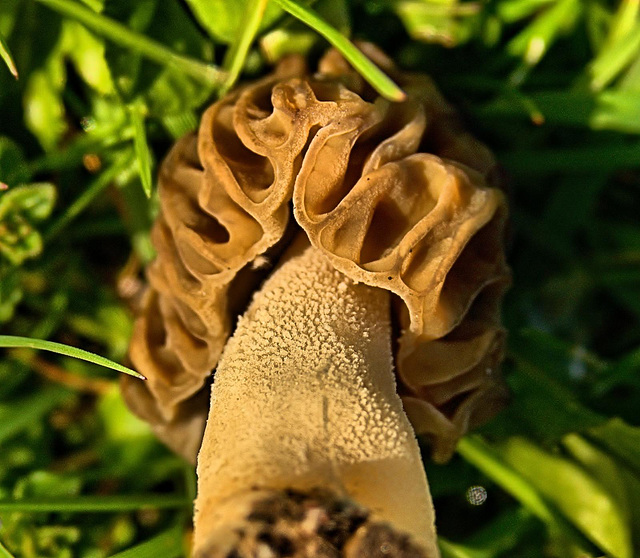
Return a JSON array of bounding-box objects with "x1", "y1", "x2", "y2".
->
[{"x1": 123, "y1": 45, "x2": 510, "y2": 464}]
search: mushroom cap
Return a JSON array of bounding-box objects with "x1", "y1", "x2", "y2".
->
[{"x1": 123, "y1": 45, "x2": 510, "y2": 463}]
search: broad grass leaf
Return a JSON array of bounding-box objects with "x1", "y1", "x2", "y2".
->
[{"x1": 500, "y1": 437, "x2": 633, "y2": 558}]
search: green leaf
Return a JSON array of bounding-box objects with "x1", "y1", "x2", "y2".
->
[
  {"x1": 23, "y1": 61, "x2": 67, "y2": 151},
  {"x1": 103, "y1": 0, "x2": 217, "y2": 115},
  {"x1": 260, "y1": 27, "x2": 317, "y2": 62},
  {"x1": 62, "y1": 20, "x2": 113, "y2": 94},
  {"x1": 33, "y1": 0, "x2": 224, "y2": 87},
  {"x1": 272, "y1": 0, "x2": 405, "y2": 101},
  {"x1": 0, "y1": 335, "x2": 145, "y2": 379},
  {"x1": 0, "y1": 183, "x2": 56, "y2": 222},
  {"x1": 108, "y1": 523, "x2": 185, "y2": 558},
  {"x1": 183, "y1": 0, "x2": 284, "y2": 44},
  {"x1": 395, "y1": 0, "x2": 481, "y2": 47},
  {"x1": 457, "y1": 436, "x2": 593, "y2": 550},
  {"x1": 65, "y1": 303, "x2": 133, "y2": 361},
  {"x1": 506, "y1": 332, "x2": 640, "y2": 482},
  {"x1": 260, "y1": 0, "x2": 350, "y2": 63},
  {"x1": 501, "y1": 437, "x2": 633, "y2": 558},
  {"x1": 98, "y1": 387, "x2": 152, "y2": 441},
  {"x1": 0, "y1": 28, "x2": 18, "y2": 78},
  {"x1": 14, "y1": 471, "x2": 82, "y2": 500},
  {"x1": 0, "y1": 183, "x2": 56, "y2": 265}
]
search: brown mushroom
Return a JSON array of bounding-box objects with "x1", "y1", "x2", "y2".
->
[{"x1": 122, "y1": 45, "x2": 510, "y2": 555}]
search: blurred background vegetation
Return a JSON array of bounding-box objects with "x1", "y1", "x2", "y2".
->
[{"x1": 1, "y1": 0, "x2": 639, "y2": 556}]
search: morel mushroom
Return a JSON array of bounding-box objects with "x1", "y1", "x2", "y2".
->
[{"x1": 122, "y1": 45, "x2": 510, "y2": 556}]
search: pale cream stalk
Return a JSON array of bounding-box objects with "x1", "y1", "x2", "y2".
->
[{"x1": 194, "y1": 236, "x2": 438, "y2": 557}]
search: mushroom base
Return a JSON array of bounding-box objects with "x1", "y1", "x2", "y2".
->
[{"x1": 194, "y1": 487, "x2": 432, "y2": 558}]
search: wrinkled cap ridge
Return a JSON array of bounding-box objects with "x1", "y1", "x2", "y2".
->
[{"x1": 123, "y1": 45, "x2": 511, "y2": 464}]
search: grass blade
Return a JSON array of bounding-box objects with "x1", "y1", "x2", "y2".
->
[
  {"x1": 271, "y1": 0, "x2": 406, "y2": 101},
  {"x1": 0, "y1": 335, "x2": 145, "y2": 379},
  {"x1": 222, "y1": 0, "x2": 269, "y2": 94},
  {"x1": 0, "y1": 30, "x2": 18, "y2": 79},
  {"x1": 130, "y1": 105, "x2": 153, "y2": 198},
  {"x1": 32, "y1": 0, "x2": 226, "y2": 86},
  {"x1": 108, "y1": 523, "x2": 185, "y2": 558},
  {"x1": 0, "y1": 494, "x2": 190, "y2": 513}
]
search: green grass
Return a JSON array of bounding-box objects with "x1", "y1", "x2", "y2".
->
[{"x1": 1, "y1": 0, "x2": 639, "y2": 556}]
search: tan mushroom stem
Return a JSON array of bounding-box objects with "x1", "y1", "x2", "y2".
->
[{"x1": 194, "y1": 235, "x2": 438, "y2": 557}]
